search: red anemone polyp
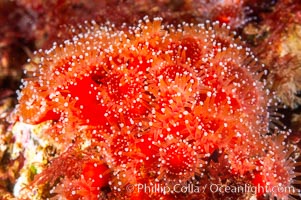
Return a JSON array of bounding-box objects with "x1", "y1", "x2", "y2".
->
[
  {"x1": 14, "y1": 17, "x2": 299, "y2": 199},
  {"x1": 159, "y1": 140, "x2": 198, "y2": 182},
  {"x1": 82, "y1": 160, "x2": 110, "y2": 189}
]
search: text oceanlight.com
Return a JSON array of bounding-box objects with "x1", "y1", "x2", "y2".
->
[{"x1": 126, "y1": 183, "x2": 297, "y2": 195}]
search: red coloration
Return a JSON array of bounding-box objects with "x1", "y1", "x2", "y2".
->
[
  {"x1": 67, "y1": 76, "x2": 108, "y2": 126},
  {"x1": 252, "y1": 172, "x2": 267, "y2": 197},
  {"x1": 162, "y1": 141, "x2": 197, "y2": 181},
  {"x1": 15, "y1": 18, "x2": 299, "y2": 199},
  {"x1": 82, "y1": 161, "x2": 110, "y2": 188}
]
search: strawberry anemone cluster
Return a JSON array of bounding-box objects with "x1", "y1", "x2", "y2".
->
[{"x1": 14, "y1": 17, "x2": 299, "y2": 199}]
